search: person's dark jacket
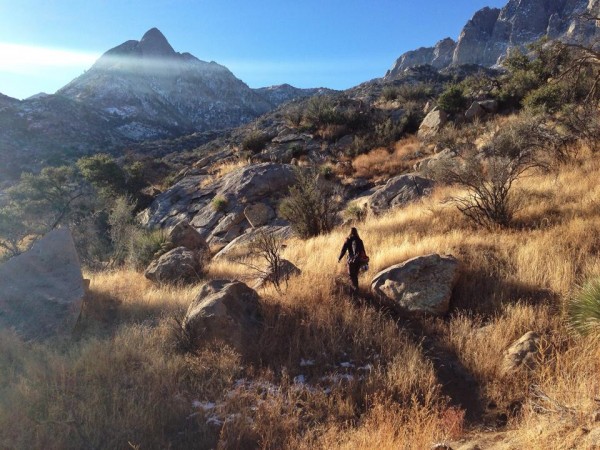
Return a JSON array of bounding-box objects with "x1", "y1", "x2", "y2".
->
[{"x1": 338, "y1": 236, "x2": 365, "y2": 263}]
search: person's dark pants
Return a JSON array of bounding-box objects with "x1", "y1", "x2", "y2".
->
[{"x1": 348, "y1": 262, "x2": 361, "y2": 290}]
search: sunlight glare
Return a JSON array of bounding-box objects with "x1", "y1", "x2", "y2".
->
[{"x1": 0, "y1": 42, "x2": 99, "y2": 74}]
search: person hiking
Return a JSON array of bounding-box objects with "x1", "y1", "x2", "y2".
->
[{"x1": 338, "y1": 227, "x2": 368, "y2": 291}]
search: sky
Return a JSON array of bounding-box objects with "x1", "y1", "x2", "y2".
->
[{"x1": 0, "y1": 0, "x2": 508, "y2": 100}]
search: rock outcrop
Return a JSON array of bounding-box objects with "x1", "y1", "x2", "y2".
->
[
  {"x1": 371, "y1": 254, "x2": 460, "y2": 316},
  {"x1": 182, "y1": 279, "x2": 262, "y2": 351},
  {"x1": 385, "y1": 0, "x2": 600, "y2": 77},
  {"x1": 0, "y1": 228, "x2": 85, "y2": 340},
  {"x1": 144, "y1": 247, "x2": 203, "y2": 285},
  {"x1": 141, "y1": 163, "x2": 296, "y2": 245},
  {"x1": 368, "y1": 174, "x2": 435, "y2": 214}
]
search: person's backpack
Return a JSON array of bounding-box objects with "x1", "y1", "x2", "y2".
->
[{"x1": 349, "y1": 239, "x2": 369, "y2": 265}]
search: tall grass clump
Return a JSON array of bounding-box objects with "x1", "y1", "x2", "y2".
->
[{"x1": 567, "y1": 278, "x2": 600, "y2": 335}]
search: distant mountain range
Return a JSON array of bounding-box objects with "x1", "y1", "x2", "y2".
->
[
  {"x1": 1, "y1": 0, "x2": 599, "y2": 181},
  {"x1": 0, "y1": 28, "x2": 330, "y2": 180}
]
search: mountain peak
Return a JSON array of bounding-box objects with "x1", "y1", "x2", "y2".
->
[{"x1": 139, "y1": 27, "x2": 176, "y2": 57}]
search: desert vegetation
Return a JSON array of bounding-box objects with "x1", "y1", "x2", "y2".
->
[{"x1": 2, "y1": 37, "x2": 600, "y2": 450}]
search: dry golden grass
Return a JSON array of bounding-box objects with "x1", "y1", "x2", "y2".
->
[
  {"x1": 2, "y1": 144, "x2": 600, "y2": 448},
  {"x1": 352, "y1": 136, "x2": 422, "y2": 179},
  {"x1": 200, "y1": 158, "x2": 249, "y2": 187}
]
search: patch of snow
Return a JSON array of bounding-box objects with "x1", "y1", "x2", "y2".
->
[
  {"x1": 300, "y1": 358, "x2": 315, "y2": 367},
  {"x1": 206, "y1": 415, "x2": 223, "y2": 426},
  {"x1": 293, "y1": 375, "x2": 306, "y2": 385},
  {"x1": 192, "y1": 400, "x2": 216, "y2": 411},
  {"x1": 358, "y1": 364, "x2": 373, "y2": 372},
  {"x1": 339, "y1": 362, "x2": 354, "y2": 368}
]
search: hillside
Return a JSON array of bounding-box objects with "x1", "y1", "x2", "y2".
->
[
  {"x1": 2, "y1": 140, "x2": 600, "y2": 448},
  {"x1": 2, "y1": 0, "x2": 600, "y2": 448}
]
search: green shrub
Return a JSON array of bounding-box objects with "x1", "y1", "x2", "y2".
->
[
  {"x1": 568, "y1": 279, "x2": 600, "y2": 335},
  {"x1": 437, "y1": 85, "x2": 468, "y2": 114},
  {"x1": 523, "y1": 83, "x2": 566, "y2": 113},
  {"x1": 344, "y1": 204, "x2": 367, "y2": 223},
  {"x1": 127, "y1": 228, "x2": 169, "y2": 270},
  {"x1": 279, "y1": 168, "x2": 339, "y2": 238},
  {"x1": 212, "y1": 196, "x2": 228, "y2": 212}
]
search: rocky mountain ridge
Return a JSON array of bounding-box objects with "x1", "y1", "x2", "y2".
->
[
  {"x1": 386, "y1": 0, "x2": 600, "y2": 78},
  {"x1": 0, "y1": 28, "x2": 327, "y2": 180}
]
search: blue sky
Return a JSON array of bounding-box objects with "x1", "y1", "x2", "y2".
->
[{"x1": 0, "y1": 0, "x2": 507, "y2": 100}]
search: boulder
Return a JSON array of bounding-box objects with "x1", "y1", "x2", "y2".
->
[
  {"x1": 418, "y1": 108, "x2": 448, "y2": 138},
  {"x1": 465, "y1": 101, "x2": 486, "y2": 120},
  {"x1": 254, "y1": 259, "x2": 301, "y2": 289},
  {"x1": 144, "y1": 247, "x2": 202, "y2": 285},
  {"x1": 168, "y1": 220, "x2": 209, "y2": 252},
  {"x1": 478, "y1": 99, "x2": 498, "y2": 114},
  {"x1": 182, "y1": 279, "x2": 262, "y2": 351},
  {"x1": 244, "y1": 203, "x2": 275, "y2": 228},
  {"x1": 0, "y1": 228, "x2": 85, "y2": 340},
  {"x1": 369, "y1": 174, "x2": 434, "y2": 214},
  {"x1": 214, "y1": 225, "x2": 293, "y2": 260},
  {"x1": 414, "y1": 148, "x2": 457, "y2": 173},
  {"x1": 371, "y1": 254, "x2": 460, "y2": 316},
  {"x1": 502, "y1": 331, "x2": 541, "y2": 374}
]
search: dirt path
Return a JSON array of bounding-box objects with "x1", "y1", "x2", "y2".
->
[{"x1": 351, "y1": 290, "x2": 487, "y2": 425}]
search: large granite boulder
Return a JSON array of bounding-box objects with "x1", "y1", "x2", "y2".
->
[
  {"x1": 0, "y1": 228, "x2": 85, "y2": 340},
  {"x1": 371, "y1": 254, "x2": 460, "y2": 316},
  {"x1": 465, "y1": 101, "x2": 487, "y2": 121},
  {"x1": 167, "y1": 220, "x2": 209, "y2": 253},
  {"x1": 414, "y1": 148, "x2": 457, "y2": 173},
  {"x1": 418, "y1": 108, "x2": 448, "y2": 138},
  {"x1": 369, "y1": 174, "x2": 434, "y2": 214},
  {"x1": 144, "y1": 247, "x2": 202, "y2": 285},
  {"x1": 141, "y1": 163, "x2": 295, "y2": 245},
  {"x1": 182, "y1": 279, "x2": 262, "y2": 351}
]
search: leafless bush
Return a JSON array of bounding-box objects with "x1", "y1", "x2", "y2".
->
[
  {"x1": 433, "y1": 114, "x2": 561, "y2": 228},
  {"x1": 239, "y1": 229, "x2": 288, "y2": 292},
  {"x1": 558, "y1": 104, "x2": 600, "y2": 152}
]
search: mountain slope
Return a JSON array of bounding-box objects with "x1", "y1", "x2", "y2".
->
[
  {"x1": 58, "y1": 28, "x2": 273, "y2": 140},
  {"x1": 0, "y1": 28, "x2": 326, "y2": 180},
  {"x1": 386, "y1": 0, "x2": 600, "y2": 78}
]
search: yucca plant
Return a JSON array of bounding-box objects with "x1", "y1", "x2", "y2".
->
[{"x1": 568, "y1": 278, "x2": 600, "y2": 335}]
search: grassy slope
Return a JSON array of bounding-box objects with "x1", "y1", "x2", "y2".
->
[{"x1": 1, "y1": 147, "x2": 600, "y2": 449}]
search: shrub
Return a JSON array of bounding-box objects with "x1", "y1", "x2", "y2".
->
[
  {"x1": 279, "y1": 168, "x2": 339, "y2": 238},
  {"x1": 523, "y1": 83, "x2": 566, "y2": 113},
  {"x1": 344, "y1": 204, "x2": 367, "y2": 222},
  {"x1": 431, "y1": 116, "x2": 553, "y2": 228},
  {"x1": 212, "y1": 195, "x2": 228, "y2": 212},
  {"x1": 242, "y1": 132, "x2": 271, "y2": 154},
  {"x1": 568, "y1": 279, "x2": 600, "y2": 335},
  {"x1": 437, "y1": 84, "x2": 468, "y2": 114},
  {"x1": 381, "y1": 83, "x2": 435, "y2": 103},
  {"x1": 127, "y1": 228, "x2": 169, "y2": 270}
]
